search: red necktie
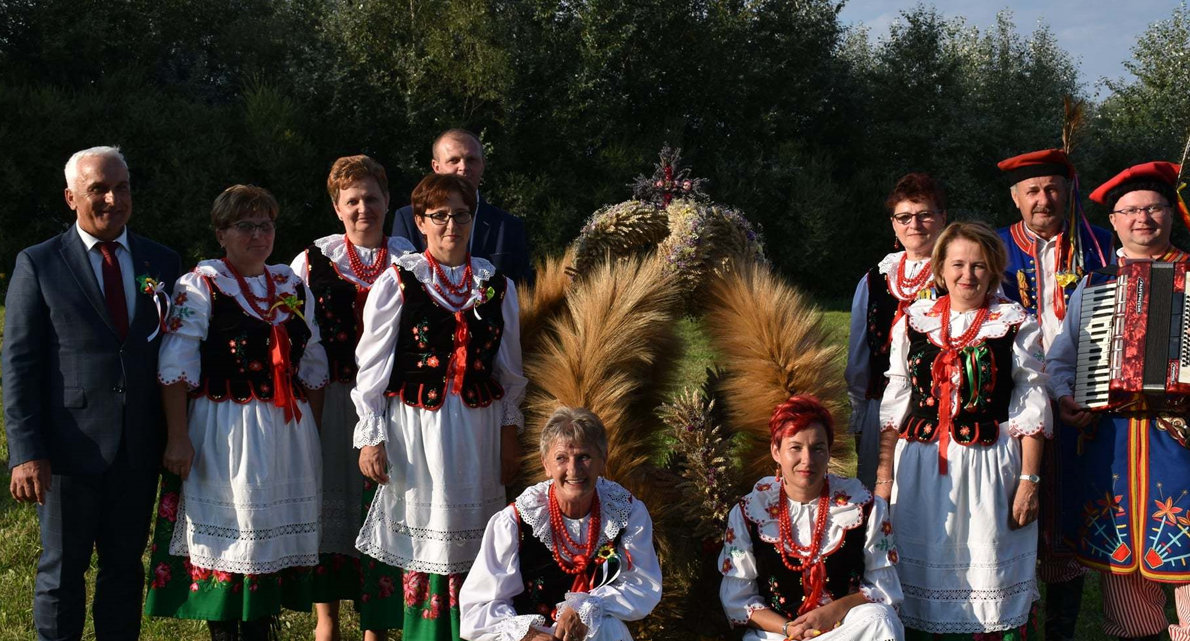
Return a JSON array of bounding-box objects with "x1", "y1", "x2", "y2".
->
[{"x1": 98, "y1": 241, "x2": 129, "y2": 340}]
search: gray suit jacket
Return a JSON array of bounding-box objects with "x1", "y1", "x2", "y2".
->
[{"x1": 3, "y1": 227, "x2": 181, "y2": 474}]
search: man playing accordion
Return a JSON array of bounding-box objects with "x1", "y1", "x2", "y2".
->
[{"x1": 1047, "y1": 161, "x2": 1190, "y2": 641}]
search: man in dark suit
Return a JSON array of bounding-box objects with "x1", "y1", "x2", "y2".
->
[
  {"x1": 392, "y1": 129, "x2": 534, "y2": 283},
  {"x1": 4, "y1": 146, "x2": 181, "y2": 641}
]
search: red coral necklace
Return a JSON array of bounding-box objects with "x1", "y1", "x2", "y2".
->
[
  {"x1": 424, "y1": 251, "x2": 473, "y2": 307},
  {"x1": 547, "y1": 483, "x2": 601, "y2": 577},
  {"x1": 776, "y1": 476, "x2": 831, "y2": 615},
  {"x1": 222, "y1": 258, "x2": 276, "y2": 321},
  {"x1": 891, "y1": 254, "x2": 931, "y2": 299},
  {"x1": 346, "y1": 237, "x2": 389, "y2": 284}
]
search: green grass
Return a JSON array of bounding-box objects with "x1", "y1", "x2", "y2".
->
[{"x1": 0, "y1": 303, "x2": 1164, "y2": 640}]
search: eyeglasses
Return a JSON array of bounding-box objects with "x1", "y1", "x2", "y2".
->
[
  {"x1": 424, "y1": 211, "x2": 474, "y2": 226},
  {"x1": 891, "y1": 211, "x2": 939, "y2": 226},
  {"x1": 1111, "y1": 204, "x2": 1170, "y2": 218},
  {"x1": 228, "y1": 220, "x2": 276, "y2": 234}
]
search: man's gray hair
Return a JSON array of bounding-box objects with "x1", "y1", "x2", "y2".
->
[
  {"x1": 64, "y1": 146, "x2": 127, "y2": 189},
  {"x1": 539, "y1": 406, "x2": 609, "y2": 460}
]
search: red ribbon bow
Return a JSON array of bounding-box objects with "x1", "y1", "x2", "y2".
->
[{"x1": 269, "y1": 324, "x2": 302, "y2": 424}]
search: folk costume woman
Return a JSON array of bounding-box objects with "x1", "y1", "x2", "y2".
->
[
  {"x1": 145, "y1": 185, "x2": 329, "y2": 639},
  {"x1": 718, "y1": 395, "x2": 903, "y2": 641},
  {"x1": 289, "y1": 155, "x2": 414, "y2": 640},
  {"x1": 459, "y1": 407, "x2": 663, "y2": 641},
  {"x1": 845, "y1": 174, "x2": 946, "y2": 489},
  {"x1": 877, "y1": 222, "x2": 1051, "y2": 640},
  {"x1": 353, "y1": 173, "x2": 526, "y2": 641}
]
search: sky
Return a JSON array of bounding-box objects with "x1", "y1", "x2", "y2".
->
[{"x1": 837, "y1": 0, "x2": 1180, "y2": 95}]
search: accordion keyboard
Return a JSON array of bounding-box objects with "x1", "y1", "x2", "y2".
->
[{"x1": 1074, "y1": 281, "x2": 1120, "y2": 409}]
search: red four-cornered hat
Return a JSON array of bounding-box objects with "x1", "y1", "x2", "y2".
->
[
  {"x1": 997, "y1": 148, "x2": 1075, "y2": 183},
  {"x1": 1088, "y1": 161, "x2": 1181, "y2": 205}
]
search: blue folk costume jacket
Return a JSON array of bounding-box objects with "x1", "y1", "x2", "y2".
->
[{"x1": 997, "y1": 221, "x2": 1114, "y2": 322}]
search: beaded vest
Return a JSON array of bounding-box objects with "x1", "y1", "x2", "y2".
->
[
  {"x1": 385, "y1": 266, "x2": 507, "y2": 409},
  {"x1": 190, "y1": 276, "x2": 310, "y2": 402},
  {"x1": 306, "y1": 245, "x2": 367, "y2": 383},
  {"x1": 748, "y1": 502, "x2": 869, "y2": 618},
  {"x1": 898, "y1": 326, "x2": 1016, "y2": 445}
]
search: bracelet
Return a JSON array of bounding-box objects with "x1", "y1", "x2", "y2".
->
[
  {"x1": 874, "y1": 479, "x2": 893, "y2": 486},
  {"x1": 1018, "y1": 474, "x2": 1041, "y2": 484},
  {"x1": 781, "y1": 620, "x2": 794, "y2": 638}
]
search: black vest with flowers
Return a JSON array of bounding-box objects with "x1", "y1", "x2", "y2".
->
[
  {"x1": 898, "y1": 326, "x2": 1016, "y2": 445},
  {"x1": 511, "y1": 514, "x2": 623, "y2": 623},
  {"x1": 748, "y1": 502, "x2": 870, "y2": 618},
  {"x1": 192, "y1": 276, "x2": 310, "y2": 402},
  {"x1": 306, "y1": 245, "x2": 366, "y2": 384},
  {"x1": 864, "y1": 268, "x2": 900, "y2": 400},
  {"x1": 385, "y1": 266, "x2": 506, "y2": 409}
]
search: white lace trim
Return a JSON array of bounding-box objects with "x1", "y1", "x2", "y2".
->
[
  {"x1": 396, "y1": 253, "x2": 499, "y2": 309},
  {"x1": 738, "y1": 602, "x2": 768, "y2": 626},
  {"x1": 194, "y1": 260, "x2": 301, "y2": 307},
  {"x1": 312, "y1": 234, "x2": 414, "y2": 270},
  {"x1": 559, "y1": 592, "x2": 602, "y2": 640},
  {"x1": 300, "y1": 370, "x2": 330, "y2": 390},
  {"x1": 355, "y1": 539, "x2": 477, "y2": 575},
  {"x1": 168, "y1": 491, "x2": 318, "y2": 574},
  {"x1": 740, "y1": 474, "x2": 871, "y2": 549},
  {"x1": 497, "y1": 614, "x2": 547, "y2": 641},
  {"x1": 1008, "y1": 419, "x2": 1046, "y2": 438},
  {"x1": 877, "y1": 251, "x2": 907, "y2": 275},
  {"x1": 157, "y1": 371, "x2": 199, "y2": 389},
  {"x1": 514, "y1": 479, "x2": 635, "y2": 553},
  {"x1": 905, "y1": 296, "x2": 1026, "y2": 345},
  {"x1": 502, "y1": 403, "x2": 526, "y2": 432},
  {"x1": 859, "y1": 582, "x2": 885, "y2": 604},
  {"x1": 353, "y1": 415, "x2": 387, "y2": 447}
]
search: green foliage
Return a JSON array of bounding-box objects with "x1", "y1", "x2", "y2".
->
[{"x1": 0, "y1": 0, "x2": 1185, "y2": 301}]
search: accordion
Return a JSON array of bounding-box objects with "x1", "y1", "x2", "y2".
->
[{"x1": 1074, "y1": 261, "x2": 1190, "y2": 411}]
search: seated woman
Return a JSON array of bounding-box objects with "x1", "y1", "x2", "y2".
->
[
  {"x1": 459, "y1": 407, "x2": 663, "y2": 641},
  {"x1": 719, "y1": 396, "x2": 903, "y2": 641}
]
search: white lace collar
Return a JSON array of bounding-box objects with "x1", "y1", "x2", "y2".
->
[
  {"x1": 194, "y1": 260, "x2": 303, "y2": 323},
  {"x1": 312, "y1": 234, "x2": 414, "y2": 265},
  {"x1": 741, "y1": 474, "x2": 870, "y2": 538},
  {"x1": 396, "y1": 252, "x2": 498, "y2": 308},
  {"x1": 905, "y1": 295, "x2": 1026, "y2": 344},
  {"x1": 515, "y1": 478, "x2": 635, "y2": 551}
]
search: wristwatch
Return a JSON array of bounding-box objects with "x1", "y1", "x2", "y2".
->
[{"x1": 1018, "y1": 474, "x2": 1041, "y2": 484}]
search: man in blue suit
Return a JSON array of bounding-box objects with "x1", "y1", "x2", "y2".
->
[
  {"x1": 995, "y1": 147, "x2": 1113, "y2": 641},
  {"x1": 4, "y1": 146, "x2": 181, "y2": 641},
  {"x1": 392, "y1": 129, "x2": 533, "y2": 283}
]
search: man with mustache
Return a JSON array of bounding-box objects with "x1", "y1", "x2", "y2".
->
[
  {"x1": 995, "y1": 148, "x2": 1113, "y2": 641},
  {"x1": 1046, "y1": 161, "x2": 1190, "y2": 641},
  {"x1": 3, "y1": 146, "x2": 180, "y2": 640}
]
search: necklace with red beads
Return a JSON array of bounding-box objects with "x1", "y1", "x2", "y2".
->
[
  {"x1": 424, "y1": 251, "x2": 473, "y2": 307},
  {"x1": 547, "y1": 483, "x2": 601, "y2": 575},
  {"x1": 890, "y1": 254, "x2": 932, "y2": 300},
  {"x1": 346, "y1": 236, "x2": 389, "y2": 284},
  {"x1": 776, "y1": 476, "x2": 830, "y2": 572},
  {"x1": 222, "y1": 257, "x2": 276, "y2": 321},
  {"x1": 938, "y1": 295, "x2": 991, "y2": 350}
]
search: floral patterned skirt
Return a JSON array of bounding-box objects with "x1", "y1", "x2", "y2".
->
[
  {"x1": 355, "y1": 480, "x2": 463, "y2": 636},
  {"x1": 904, "y1": 602, "x2": 1039, "y2": 641},
  {"x1": 144, "y1": 473, "x2": 314, "y2": 621}
]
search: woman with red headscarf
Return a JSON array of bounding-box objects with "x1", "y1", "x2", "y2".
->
[{"x1": 718, "y1": 396, "x2": 903, "y2": 641}]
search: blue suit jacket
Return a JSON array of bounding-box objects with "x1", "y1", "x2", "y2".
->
[
  {"x1": 393, "y1": 197, "x2": 534, "y2": 285},
  {"x1": 997, "y1": 221, "x2": 1114, "y2": 316},
  {"x1": 3, "y1": 227, "x2": 181, "y2": 474}
]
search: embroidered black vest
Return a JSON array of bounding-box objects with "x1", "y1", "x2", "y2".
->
[
  {"x1": 864, "y1": 268, "x2": 901, "y2": 399},
  {"x1": 749, "y1": 503, "x2": 870, "y2": 618},
  {"x1": 192, "y1": 276, "x2": 311, "y2": 402},
  {"x1": 511, "y1": 515, "x2": 623, "y2": 622},
  {"x1": 306, "y1": 245, "x2": 367, "y2": 384},
  {"x1": 385, "y1": 266, "x2": 506, "y2": 409},
  {"x1": 899, "y1": 325, "x2": 1017, "y2": 445}
]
